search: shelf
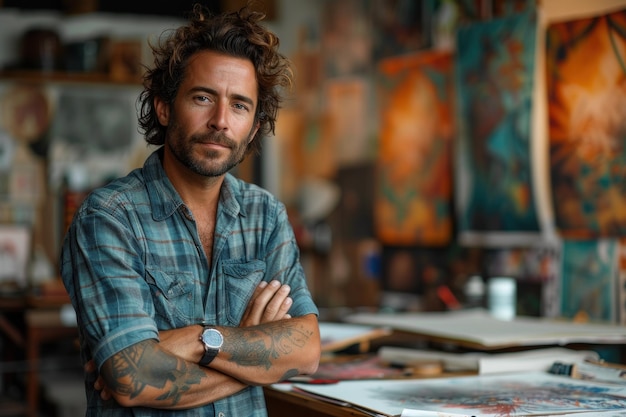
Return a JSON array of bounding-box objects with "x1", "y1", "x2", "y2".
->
[{"x1": 0, "y1": 70, "x2": 141, "y2": 86}]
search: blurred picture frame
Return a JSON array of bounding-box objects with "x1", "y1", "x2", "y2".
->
[{"x1": 0, "y1": 224, "x2": 31, "y2": 291}]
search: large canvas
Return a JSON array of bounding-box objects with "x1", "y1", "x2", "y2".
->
[
  {"x1": 375, "y1": 51, "x2": 454, "y2": 246},
  {"x1": 546, "y1": 9, "x2": 626, "y2": 238},
  {"x1": 455, "y1": 11, "x2": 540, "y2": 245},
  {"x1": 560, "y1": 239, "x2": 618, "y2": 323},
  {"x1": 293, "y1": 372, "x2": 626, "y2": 417},
  {"x1": 619, "y1": 238, "x2": 626, "y2": 325}
]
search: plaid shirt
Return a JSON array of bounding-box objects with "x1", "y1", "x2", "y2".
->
[{"x1": 61, "y1": 149, "x2": 318, "y2": 417}]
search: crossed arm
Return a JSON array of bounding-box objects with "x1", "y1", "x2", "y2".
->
[{"x1": 92, "y1": 280, "x2": 320, "y2": 409}]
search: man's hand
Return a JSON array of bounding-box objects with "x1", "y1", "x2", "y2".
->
[
  {"x1": 239, "y1": 280, "x2": 292, "y2": 326},
  {"x1": 86, "y1": 359, "x2": 112, "y2": 401}
]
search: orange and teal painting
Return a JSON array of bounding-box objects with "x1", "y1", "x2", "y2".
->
[
  {"x1": 560, "y1": 239, "x2": 617, "y2": 322},
  {"x1": 455, "y1": 11, "x2": 540, "y2": 238},
  {"x1": 546, "y1": 9, "x2": 626, "y2": 238},
  {"x1": 375, "y1": 50, "x2": 454, "y2": 246}
]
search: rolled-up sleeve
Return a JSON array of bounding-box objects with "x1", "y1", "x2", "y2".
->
[{"x1": 61, "y1": 192, "x2": 158, "y2": 370}]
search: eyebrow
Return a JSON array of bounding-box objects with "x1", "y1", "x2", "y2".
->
[{"x1": 190, "y1": 86, "x2": 255, "y2": 107}]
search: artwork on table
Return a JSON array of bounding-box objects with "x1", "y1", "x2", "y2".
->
[
  {"x1": 454, "y1": 11, "x2": 541, "y2": 246},
  {"x1": 375, "y1": 50, "x2": 454, "y2": 246},
  {"x1": 560, "y1": 239, "x2": 618, "y2": 323},
  {"x1": 293, "y1": 371, "x2": 626, "y2": 417},
  {"x1": 0, "y1": 225, "x2": 31, "y2": 292},
  {"x1": 546, "y1": 9, "x2": 626, "y2": 238}
]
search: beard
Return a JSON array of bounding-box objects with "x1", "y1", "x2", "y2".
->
[{"x1": 166, "y1": 121, "x2": 254, "y2": 178}]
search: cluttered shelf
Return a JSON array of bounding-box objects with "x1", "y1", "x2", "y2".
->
[{"x1": 0, "y1": 69, "x2": 141, "y2": 85}]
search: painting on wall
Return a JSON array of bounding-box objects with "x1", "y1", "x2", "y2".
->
[
  {"x1": 560, "y1": 239, "x2": 618, "y2": 323},
  {"x1": 454, "y1": 11, "x2": 541, "y2": 246},
  {"x1": 546, "y1": 9, "x2": 626, "y2": 238},
  {"x1": 325, "y1": 78, "x2": 372, "y2": 166},
  {"x1": 321, "y1": 0, "x2": 371, "y2": 78},
  {"x1": 48, "y1": 85, "x2": 146, "y2": 191},
  {"x1": 370, "y1": 0, "x2": 432, "y2": 61},
  {"x1": 375, "y1": 50, "x2": 454, "y2": 247},
  {"x1": 0, "y1": 225, "x2": 31, "y2": 292},
  {"x1": 431, "y1": 0, "x2": 489, "y2": 49},
  {"x1": 619, "y1": 238, "x2": 626, "y2": 325},
  {"x1": 0, "y1": 83, "x2": 51, "y2": 225}
]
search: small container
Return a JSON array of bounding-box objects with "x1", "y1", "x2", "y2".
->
[
  {"x1": 20, "y1": 27, "x2": 62, "y2": 71},
  {"x1": 464, "y1": 275, "x2": 485, "y2": 309},
  {"x1": 488, "y1": 277, "x2": 516, "y2": 320}
]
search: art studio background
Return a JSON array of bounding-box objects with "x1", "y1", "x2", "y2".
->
[{"x1": 2, "y1": 0, "x2": 626, "y2": 415}]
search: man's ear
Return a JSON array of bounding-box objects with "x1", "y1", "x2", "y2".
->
[
  {"x1": 249, "y1": 122, "x2": 260, "y2": 144},
  {"x1": 154, "y1": 96, "x2": 170, "y2": 126}
]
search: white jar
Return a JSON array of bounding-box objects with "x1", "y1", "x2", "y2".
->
[{"x1": 488, "y1": 277, "x2": 516, "y2": 320}]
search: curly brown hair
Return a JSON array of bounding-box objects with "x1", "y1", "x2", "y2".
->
[{"x1": 138, "y1": 3, "x2": 293, "y2": 155}]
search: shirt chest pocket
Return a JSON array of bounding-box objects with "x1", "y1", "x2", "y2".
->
[
  {"x1": 221, "y1": 259, "x2": 266, "y2": 325},
  {"x1": 146, "y1": 269, "x2": 197, "y2": 328}
]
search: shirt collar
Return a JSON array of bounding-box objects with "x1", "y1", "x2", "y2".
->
[{"x1": 142, "y1": 147, "x2": 245, "y2": 221}]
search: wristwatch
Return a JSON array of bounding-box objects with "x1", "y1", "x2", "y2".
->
[{"x1": 199, "y1": 326, "x2": 223, "y2": 366}]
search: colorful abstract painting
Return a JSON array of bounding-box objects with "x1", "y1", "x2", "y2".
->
[
  {"x1": 546, "y1": 9, "x2": 626, "y2": 238},
  {"x1": 455, "y1": 11, "x2": 540, "y2": 243},
  {"x1": 560, "y1": 239, "x2": 618, "y2": 323},
  {"x1": 375, "y1": 50, "x2": 454, "y2": 246},
  {"x1": 294, "y1": 372, "x2": 626, "y2": 416},
  {"x1": 619, "y1": 238, "x2": 626, "y2": 325}
]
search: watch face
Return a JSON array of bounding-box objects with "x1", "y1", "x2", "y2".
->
[{"x1": 202, "y1": 328, "x2": 223, "y2": 349}]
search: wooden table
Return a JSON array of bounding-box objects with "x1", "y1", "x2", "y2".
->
[
  {"x1": 265, "y1": 385, "x2": 371, "y2": 417},
  {"x1": 0, "y1": 293, "x2": 77, "y2": 417}
]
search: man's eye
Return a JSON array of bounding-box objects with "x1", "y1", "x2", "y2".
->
[{"x1": 234, "y1": 103, "x2": 248, "y2": 111}]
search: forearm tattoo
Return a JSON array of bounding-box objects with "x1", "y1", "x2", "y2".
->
[
  {"x1": 104, "y1": 340, "x2": 206, "y2": 405},
  {"x1": 224, "y1": 320, "x2": 312, "y2": 370}
]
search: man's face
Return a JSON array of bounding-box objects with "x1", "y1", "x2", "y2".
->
[{"x1": 156, "y1": 50, "x2": 259, "y2": 177}]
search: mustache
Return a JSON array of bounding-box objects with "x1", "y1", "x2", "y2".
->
[{"x1": 191, "y1": 132, "x2": 235, "y2": 148}]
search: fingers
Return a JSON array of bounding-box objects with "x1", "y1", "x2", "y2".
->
[
  {"x1": 240, "y1": 280, "x2": 292, "y2": 326},
  {"x1": 85, "y1": 359, "x2": 112, "y2": 401},
  {"x1": 84, "y1": 359, "x2": 96, "y2": 373}
]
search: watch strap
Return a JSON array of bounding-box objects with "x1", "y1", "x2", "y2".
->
[{"x1": 199, "y1": 346, "x2": 218, "y2": 367}]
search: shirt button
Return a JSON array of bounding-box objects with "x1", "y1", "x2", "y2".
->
[{"x1": 217, "y1": 413, "x2": 225, "y2": 417}]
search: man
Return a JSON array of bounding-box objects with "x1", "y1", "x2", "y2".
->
[{"x1": 60, "y1": 5, "x2": 320, "y2": 416}]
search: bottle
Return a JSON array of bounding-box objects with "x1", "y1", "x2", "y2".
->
[
  {"x1": 62, "y1": 163, "x2": 89, "y2": 234},
  {"x1": 464, "y1": 275, "x2": 485, "y2": 309}
]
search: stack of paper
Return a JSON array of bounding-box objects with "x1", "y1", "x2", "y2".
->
[{"x1": 377, "y1": 346, "x2": 599, "y2": 374}]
